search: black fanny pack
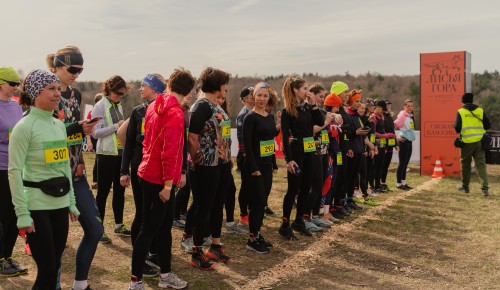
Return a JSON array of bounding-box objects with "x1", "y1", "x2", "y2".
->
[{"x1": 23, "y1": 176, "x2": 70, "y2": 197}]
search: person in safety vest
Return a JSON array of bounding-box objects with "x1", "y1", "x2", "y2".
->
[{"x1": 454, "y1": 93, "x2": 491, "y2": 196}]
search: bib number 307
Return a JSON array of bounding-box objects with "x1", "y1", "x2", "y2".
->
[{"x1": 43, "y1": 140, "x2": 69, "y2": 168}]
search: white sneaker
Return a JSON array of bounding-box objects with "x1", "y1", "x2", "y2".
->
[
  {"x1": 226, "y1": 223, "x2": 248, "y2": 234},
  {"x1": 311, "y1": 217, "x2": 331, "y2": 228},
  {"x1": 180, "y1": 236, "x2": 193, "y2": 253},
  {"x1": 158, "y1": 272, "x2": 188, "y2": 289},
  {"x1": 129, "y1": 281, "x2": 146, "y2": 290}
]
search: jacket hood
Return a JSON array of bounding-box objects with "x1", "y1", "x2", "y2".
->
[
  {"x1": 154, "y1": 94, "x2": 181, "y2": 116},
  {"x1": 462, "y1": 103, "x2": 479, "y2": 111}
]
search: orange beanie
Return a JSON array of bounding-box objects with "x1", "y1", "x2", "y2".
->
[{"x1": 324, "y1": 93, "x2": 343, "y2": 107}]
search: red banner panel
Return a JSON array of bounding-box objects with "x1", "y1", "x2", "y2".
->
[{"x1": 420, "y1": 51, "x2": 471, "y2": 177}]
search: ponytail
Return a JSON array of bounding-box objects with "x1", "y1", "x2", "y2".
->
[{"x1": 282, "y1": 76, "x2": 305, "y2": 118}]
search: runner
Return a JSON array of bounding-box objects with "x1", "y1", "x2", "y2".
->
[
  {"x1": 46, "y1": 46, "x2": 103, "y2": 290},
  {"x1": 394, "y1": 99, "x2": 416, "y2": 190},
  {"x1": 0, "y1": 67, "x2": 27, "y2": 277},
  {"x1": 128, "y1": 68, "x2": 194, "y2": 290},
  {"x1": 279, "y1": 76, "x2": 324, "y2": 240},
  {"x1": 380, "y1": 100, "x2": 397, "y2": 192},
  {"x1": 9, "y1": 69, "x2": 80, "y2": 289},
  {"x1": 241, "y1": 82, "x2": 277, "y2": 253},
  {"x1": 91, "y1": 75, "x2": 130, "y2": 243}
]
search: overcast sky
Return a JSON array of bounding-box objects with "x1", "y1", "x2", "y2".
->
[{"x1": 3, "y1": 0, "x2": 500, "y2": 81}]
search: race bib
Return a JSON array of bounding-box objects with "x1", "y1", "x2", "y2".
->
[
  {"x1": 336, "y1": 152, "x2": 343, "y2": 165},
  {"x1": 321, "y1": 130, "x2": 330, "y2": 144},
  {"x1": 303, "y1": 137, "x2": 316, "y2": 153},
  {"x1": 141, "y1": 118, "x2": 145, "y2": 136},
  {"x1": 344, "y1": 134, "x2": 349, "y2": 141},
  {"x1": 8, "y1": 128, "x2": 13, "y2": 140},
  {"x1": 410, "y1": 120, "x2": 415, "y2": 129},
  {"x1": 370, "y1": 134, "x2": 376, "y2": 143},
  {"x1": 259, "y1": 140, "x2": 275, "y2": 157},
  {"x1": 66, "y1": 132, "x2": 83, "y2": 146},
  {"x1": 388, "y1": 138, "x2": 396, "y2": 146},
  {"x1": 43, "y1": 140, "x2": 68, "y2": 168},
  {"x1": 221, "y1": 120, "x2": 231, "y2": 139},
  {"x1": 380, "y1": 138, "x2": 387, "y2": 145}
]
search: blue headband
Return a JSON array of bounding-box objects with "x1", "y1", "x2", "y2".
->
[
  {"x1": 253, "y1": 82, "x2": 271, "y2": 95},
  {"x1": 142, "y1": 74, "x2": 166, "y2": 94}
]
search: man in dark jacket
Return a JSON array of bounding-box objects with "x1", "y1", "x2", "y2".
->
[{"x1": 454, "y1": 93, "x2": 491, "y2": 196}]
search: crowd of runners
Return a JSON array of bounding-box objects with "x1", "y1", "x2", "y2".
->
[{"x1": 0, "y1": 46, "x2": 416, "y2": 290}]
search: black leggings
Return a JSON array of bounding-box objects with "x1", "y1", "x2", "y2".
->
[
  {"x1": 397, "y1": 141, "x2": 413, "y2": 183},
  {"x1": 332, "y1": 152, "x2": 348, "y2": 207},
  {"x1": 73, "y1": 179, "x2": 104, "y2": 281},
  {"x1": 225, "y1": 173, "x2": 237, "y2": 223},
  {"x1": 96, "y1": 154, "x2": 125, "y2": 224},
  {"x1": 130, "y1": 168, "x2": 157, "y2": 254},
  {"x1": 28, "y1": 208, "x2": 69, "y2": 290},
  {"x1": 243, "y1": 163, "x2": 272, "y2": 235},
  {"x1": 311, "y1": 154, "x2": 328, "y2": 216},
  {"x1": 381, "y1": 149, "x2": 393, "y2": 184},
  {"x1": 346, "y1": 153, "x2": 363, "y2": 198},
  {"x1": 174, "y1": 173, "x2": 190, "y2": 220},
  {"x1": 191, "y1": 163, "x2": 230, "y2": 246},
  {"x1": 131, "y1": 180, "x2": 175, "y2": 279},
  {"x1": 238, "y1": 158, "x2": 249, "y2": 217},
  {"x1": 358, "y1": 154, "x2": 368, "y2": 195},
  {"x1": 0, "y1": 171, "x2": 18, "y2": 260},
  {"x1": 91, "y1": 137, "x2": 98, "y2": 183},
  {"x1": 283, "y1": 150, "x2": 315, "y2": 222},
  {"x1": 373, "y1": 147, "x2": 386, "y2": 188}
]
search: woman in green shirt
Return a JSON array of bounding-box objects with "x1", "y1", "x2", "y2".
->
[{"x1": 9, "y1": 69, "x2": 79, "y2": 289}]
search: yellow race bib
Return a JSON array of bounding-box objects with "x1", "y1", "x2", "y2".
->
[
  {"x1": 43, "y1": 140, "x2": 69, "y2": 168},
  {"x1": 221, "y1": 120, "x2": 231, "y2": 139},
  {"x1": 259, "y1": 140, "x2": 275, "y2": 157},
  {"x1": 410, "y1": 120, "x2": 415, "y2": 129},
  {"x1": 336, "y1": 152, "x2": 343, "y2": 165},
  {"x1": 388, "y1": 138, "x2": 396, "y2": 146},
  {"x1": 321, "y1": 130, "x2": 330, "y2": 144},
  {"x1": 370, "y1": 134, "x2": 376, "y2": 144},
  {"x1": 66, "y1": 132, "x2": 83, "y2": 146},
  {"x1": 380, "y1": 138, "x2": 387, "y2": 145},
  {"x1": 303, "y1": 137, "x2": 316, "y2": 153}
]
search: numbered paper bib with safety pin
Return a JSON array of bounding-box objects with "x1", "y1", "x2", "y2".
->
[
  {"x1": 388, "y1": 138, "x2": 396, "y2": 146},
  {"x1": 221, "y1": 120, "x2": 231, "y2": 139},
  {"x1": 303, "y1": 137, "x2": 316, "y2": 153},
  {"x1": 370, "y1": 134, "x2": 376, "y2": 143},
  {"x1": 44, "y1": 140, "x2": 69, "y2": 168},
  {"x1": 321, "y1": 130, "x2": 330, "y2": 144},
  {"x1": 380, "y1": 138, "x2": 387, "y2": 146},
  {"x1": 410, "y1": 120, "x2": 415, "y2": 129},
  {"x1": 260, "y1": 140, "x2": 275, "y2": 157}
]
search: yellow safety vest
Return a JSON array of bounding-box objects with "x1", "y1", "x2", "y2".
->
[{"x1": 458, "y1": 107, "x2": 486, "y2": 143}]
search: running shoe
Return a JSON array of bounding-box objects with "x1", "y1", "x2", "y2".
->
[
  {"x1": 128, "y1": 282, "x2": 145, "y2": 290},
  {"x1": 347, "y1": 201, "x2": 363, "y2": 210},
  {"x1": 305, "y1": 220, "x2": 323, "y2": 232},
  {"x1": 340, "y1": 206, "x2": 352, "y2": 216},
  {"x1": 180, "y1": 236, "x2": 194, "y2": 253},
  {"x1": 257, "y1": 234, "x2": 273, "y2": 248},
  {"x1": 142, "y1": 262, "x2": 159, "y2": 278},
  {"x1": 482, "y1": 189, "x2": 490, "y2": 197},
  {"x1": 323, "y1": 213, "x2": 340, "y2": 223},
  {"x1": 264, "y1": 206, "x2": 279, "y2": 217},
  {"x1": 226, "y1": 223, "x2": 248, "y2": 234},
  {"x1": 278, "y1": 224, "x2": 298, "y2": 241},
  {"x1": 100, "y1": 232, "x2": 111, "y2": 244},
  {"x1": 206, "y1": 245, "x2": 232, "y2": 263},
  {"x1": 402, "y1": 184, "x2": 413, "y2": 190},
  {"x1": 172, "y1": 220, "x2": 185, "y2": 229},
  {"x1": 311, "y1": 216, "x2": 331, "y2": 228},
  {"x1": 363, "y1": 198, "x2": 378, "y2": 206},
  {"x1": 0, "y1": 258, "x2": 26, "y2": 277},
  {"x1": 190, "y1": 247, "x2": 215, "y2": 270},
  {"x1": 114, "y1": 224, "x2": 132, "y2": 236},
  {"x1": 246, "y1": 239, "x2": 270, "y2": 254},
  {"x1": 158, "y1": 272, "x2": 188, "y2": 289},
  {"x1": 397, "y1": 185, "x2": 410, "y2": 191},
  {"x1": 291, "y1": 221, "x2": 313, "y2": 236},
  {"x1": 456, "y1": 185, "x2": 469, "y2": 193}
]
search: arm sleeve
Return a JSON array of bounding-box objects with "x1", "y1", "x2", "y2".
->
[
  {"x1": 281, "y1": 109, "x2": 293, "y2": 163},
  {"x1": 243, "y1": 114, "x2": 258, "y2": 173},
  {"x1": 66, "y1": 122, "x2": 84, "y2": 137},
  {"x1": 121, "y1": 112, "x2": 137, "y2": 175},
  {"x1": 161, "y1": 110, "x2": 185, "y2": 184},
  {"x1": 393, "y1": 111, "x2": 405, "y2": 129},
  {"x1": 8, "y1": 124, "x2": 33, "y2": 228},
  {"x1": 182, "y1": 113, "x2": 188, "y2": 172},
  {"x1": 311, "y1": 108, "x2": 325, "y2": 126},
  {"x1": 91, "y1": 102, "x2": 117, "y2": 139}
]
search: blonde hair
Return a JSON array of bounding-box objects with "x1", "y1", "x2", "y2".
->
[
  {"x1": 282, "y1": 76, "x2": 305, "y2": 118},
  {"x1": 46, "y1": 45, "x2": 82, "y2": 73}
]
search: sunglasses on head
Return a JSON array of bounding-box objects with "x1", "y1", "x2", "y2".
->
[
  {"x1": 56, "y1": 59, "x2": 84, "y2": 75},
  {"x1": 0, "y1": 79, "x2": 20, "y2": 87}
]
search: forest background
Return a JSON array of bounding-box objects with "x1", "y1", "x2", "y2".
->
[{"x1": 46, "y1": 70, "x2": 500, "y2": 130}]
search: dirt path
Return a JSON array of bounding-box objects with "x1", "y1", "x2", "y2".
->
[{"x1": 240, "y1": 178, "x2": 441, "y2": 290}]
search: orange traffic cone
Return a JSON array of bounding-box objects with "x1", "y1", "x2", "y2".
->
[{"x1": 432, "y1": 156, "x2": 444, "y2": 178}]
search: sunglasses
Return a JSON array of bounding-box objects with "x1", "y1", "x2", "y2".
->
[
  {"x1": 0, "y1": 79, "x2": 20, "y2": 87},
  {"x1": 56, "y1": 59, "x2": 84, "y2": 75}
]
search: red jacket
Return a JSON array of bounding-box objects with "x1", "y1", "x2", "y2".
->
[{"x1": 138, "y1": 94, "x2": 184, "y2": 185}]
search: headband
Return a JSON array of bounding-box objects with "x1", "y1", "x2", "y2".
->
[
  {"x1": 24, "y1": 69, "x2": 60, "y2": 101},
  {"x1": 143, "y1": 74, "x2": 166, "y2": 94},
  {"x1": 253, "y1": 82, "x2": 271, "y2": 95},
  {"x1": 54, "y1": 54, "x2": 84, "y2": 67}
]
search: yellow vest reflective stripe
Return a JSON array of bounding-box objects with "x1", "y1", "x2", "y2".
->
[{"x1": 458, "y1": 107, "x2": 486, "y2": 143}]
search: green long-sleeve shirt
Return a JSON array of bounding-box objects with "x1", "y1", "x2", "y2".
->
[{"x1": 8, "y1": 107, "x2": 79, "y2": 228}]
